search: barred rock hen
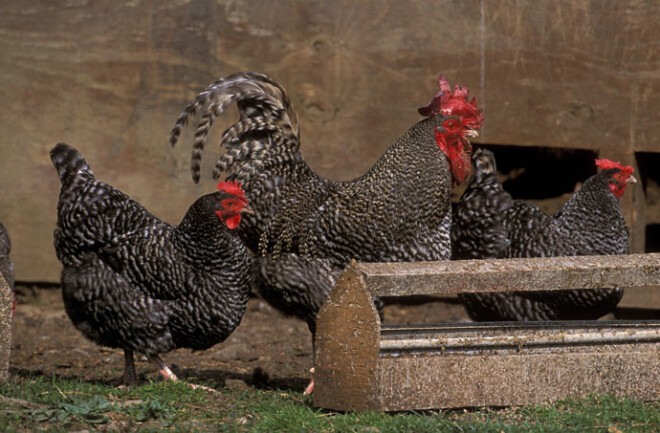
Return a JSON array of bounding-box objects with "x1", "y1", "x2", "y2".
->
[
  {"x1": 454, "y1": 151, "x2": 636, "y2": 321},
  {"x1": 170, "y1": 73, "x2": 483, "y2": 392},
  {"x1": 51, "y1": 143, "x2": 253, "y2": 387}
]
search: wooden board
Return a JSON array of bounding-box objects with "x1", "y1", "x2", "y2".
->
[
  {"x1": 377, "y1": 347, "x2": 660, "y2": 410},
  {"x1": 1, "y1": 0, "x2": 659, "y2": 281},
  {"x1": 377, "y1": 321, "x2": 660, "y2": 409},
  {"x1": 0, "y1": 274, "x2": 11, "y2": 383},
  {"x1": 360, "y1": 253, "x2": 660, "y2": 297}
]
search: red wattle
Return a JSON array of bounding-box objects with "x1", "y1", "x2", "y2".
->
[
  {"x1": 451, "y1": 152, "x2": 471, "y2": 185},
  {"x1": 610, "y1": 183, "x2": 625, "y2": 198},
  {"x1": 435, "y1": 130, "x2": 472, "y2": 185},
  {"x1": 225, "y1": 213, "x2": 242, "y2": 230},
  {"x1": 216, "y1": 211, "x2": 242, "y2": 229}
]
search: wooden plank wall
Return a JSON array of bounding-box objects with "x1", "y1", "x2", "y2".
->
[{"x1": 1, "y1": 0, "x2": 658, "y2": 282}]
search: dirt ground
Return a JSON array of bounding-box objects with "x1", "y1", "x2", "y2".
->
[{"x1": 8, "y1": 286, "x2": 469, "y2": 391}]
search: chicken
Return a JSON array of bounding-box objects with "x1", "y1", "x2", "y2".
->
[
  {"x1": 51, "y1": 142, "x2": 253, "y2": 387},
  {"x1": 170, "y1": 73, "x2": 482, "y2": 257},
  {"x1": 454, "y1": 150, "x2": 636, "y2": 321},
  {"x1": 0, "y1": 223, "x2": 15, "y2": 316},
  {"x1": 169, "y1": 72, "x2": 483, "y2": 392},
  {"x1": 451, "y1": 149, "x2": 513, "y2": 261}
]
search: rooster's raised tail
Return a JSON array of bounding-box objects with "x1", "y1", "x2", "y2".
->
[{"x1": 169, "y1": 72, "x2": 301, "y2": 186}]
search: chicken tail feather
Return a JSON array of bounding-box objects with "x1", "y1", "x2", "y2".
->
[
  {"x1": 169, "y1": 72, "x2": 300, "y2": 185},
  {"x1": 50, "y1": 142, "x2": 93, "y2": 183}
]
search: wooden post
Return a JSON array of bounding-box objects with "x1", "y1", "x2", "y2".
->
[
  {"x1": 314, "y1": 261, "x2": 381, "y2": 411},
  {"x1": 0, "y1": 273, "x2": 12, "y2": 383}
]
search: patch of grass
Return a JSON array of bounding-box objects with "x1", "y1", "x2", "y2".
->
[
  {"x1": 1, "y1": 375, "x2": 659, "y2": 432},
  {"x1": 0, "y1": 375, "x2": 221, "y2": 431}
]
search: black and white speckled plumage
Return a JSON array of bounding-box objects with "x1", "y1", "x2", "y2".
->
[
  {"x1": 451, "y1": 149, "x2": 513, "y2": 261},
  {"x1": 170, "y1": 72, "x2": 471, "y2": 332},
  {"x1": 253, "y1": 254, "x2": 340, "y2": 335},
  {"x1": 454, "y1": 150, "x2": 629, "y2": 321},
  {"x1": 0, "y1": 223, "x2": 14, "y2": 292},
  {"x1": 253, "y1": 254, "x2": 384, "y2": 335},
  {"x1": 255, "y1": 120, "x2": 455, "y2": 266},
  {"x1": 51, "y1": 143, "x2": 252, "y2": 372}
]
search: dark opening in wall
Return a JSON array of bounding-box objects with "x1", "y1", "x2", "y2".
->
[
  {"x1": 637, "y1": 152, "x2": 660, "y2": 252},
  {"x1": 646, "y1": 225, "x2": 660, "y2": 253},
  {"x1": 636, "y1": 151, "x2": 660, "y2": 193},
  {"x1": 477, "y1": 144, "x2": 599, "y2": 201}
]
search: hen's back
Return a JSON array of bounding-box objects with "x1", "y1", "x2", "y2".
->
[{"x1": 51, "y1": 143, "x2": 163, "y2": 267}]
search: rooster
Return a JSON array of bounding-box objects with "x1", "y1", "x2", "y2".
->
[
  {"x1": 170, "y1": 72, "x2": 483, "y2": 392},
  {"x1": 51, "y1": 143, "x2": 253, "y2": 387},
  {"x1": 454, "y1": 150, "x2": 636, "y2": 321}
]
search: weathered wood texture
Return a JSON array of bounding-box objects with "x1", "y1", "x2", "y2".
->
[
  {"x1": 378, "y1": 321, "x2": 660, "y2": 410},
  {"x1": 314, "y1": 255, "x2": 660, "y2": 410},
  {"x1": 314, "y1": 263, "x2": 381, "y2": 411},
  {"x1": 0, "y1": 274, "x2": 11, "y2": 383},
  {"x1": 1, "y1": 0, "x2": 659, "y2": 281},
  {"x1": 360, "y1": 253, "x2": 660, "y2": 297},
  {"x1": 378, "y1": 348, "x2": 660, "y2": 410}
]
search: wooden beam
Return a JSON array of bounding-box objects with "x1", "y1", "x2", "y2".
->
[
  {"x1": 0, "y1": 273, "x2": 11, "y2": 383},
  {"x1": 359, "y1": 253, "x2": 660, "y2": 297},
  {"x1": 377, "y1": 346, "x2": 660, "y2": 410}
]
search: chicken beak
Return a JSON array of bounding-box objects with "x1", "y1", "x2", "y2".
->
[
  {"x1": 241, "y1": 204, "x2": 255, "y2": 215},
  {"x1": 465, "y1": 129, "x2": 479, "y2": 139},
  {"x1": 627, "y1": 175, "x2": 637, "y2": 184}
]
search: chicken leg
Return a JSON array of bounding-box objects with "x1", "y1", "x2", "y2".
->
[
  {"x1": 119, "y1": 349, "x2": 138, "y2": 386},
  {"x1": 303, "y1": 367, "x2": 315, "y2": 395},
  {"x1": 147, "y1": 354, "x2": 216, "y2": 392}
]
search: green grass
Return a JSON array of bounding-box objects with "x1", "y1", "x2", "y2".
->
[{"x1": 1, "y1": 375, "x2": 659, "y2": 432}]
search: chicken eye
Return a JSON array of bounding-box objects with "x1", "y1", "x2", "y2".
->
[
  {"x1": 443, "y1": 119, "x2": 461, "y2": 131},
  {"x1": 222, "y1": 199, "x2": 238, "y2": 209}
]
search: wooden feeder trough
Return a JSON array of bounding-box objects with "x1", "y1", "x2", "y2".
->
[{"x1": 313, "y1": 253, "x2": 660, "y2": 411}]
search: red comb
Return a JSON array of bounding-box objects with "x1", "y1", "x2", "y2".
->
[
  {"x1": 217, "y1": 180, "x2": 248, "y2": 202},
  {"x1": 595, "y1": 159, "x2": 634, "y2": 175},
  {"x1": 418, "y1": 76, "x2": 484, "y2": 130}
]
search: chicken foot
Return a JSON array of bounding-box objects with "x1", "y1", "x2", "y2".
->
[
  {"x1": 147, "y1": 354, "x2": 216, "y2": 392},
  {"x1": 303, "y1": 367, "x2": 314, "y2": 395}
]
